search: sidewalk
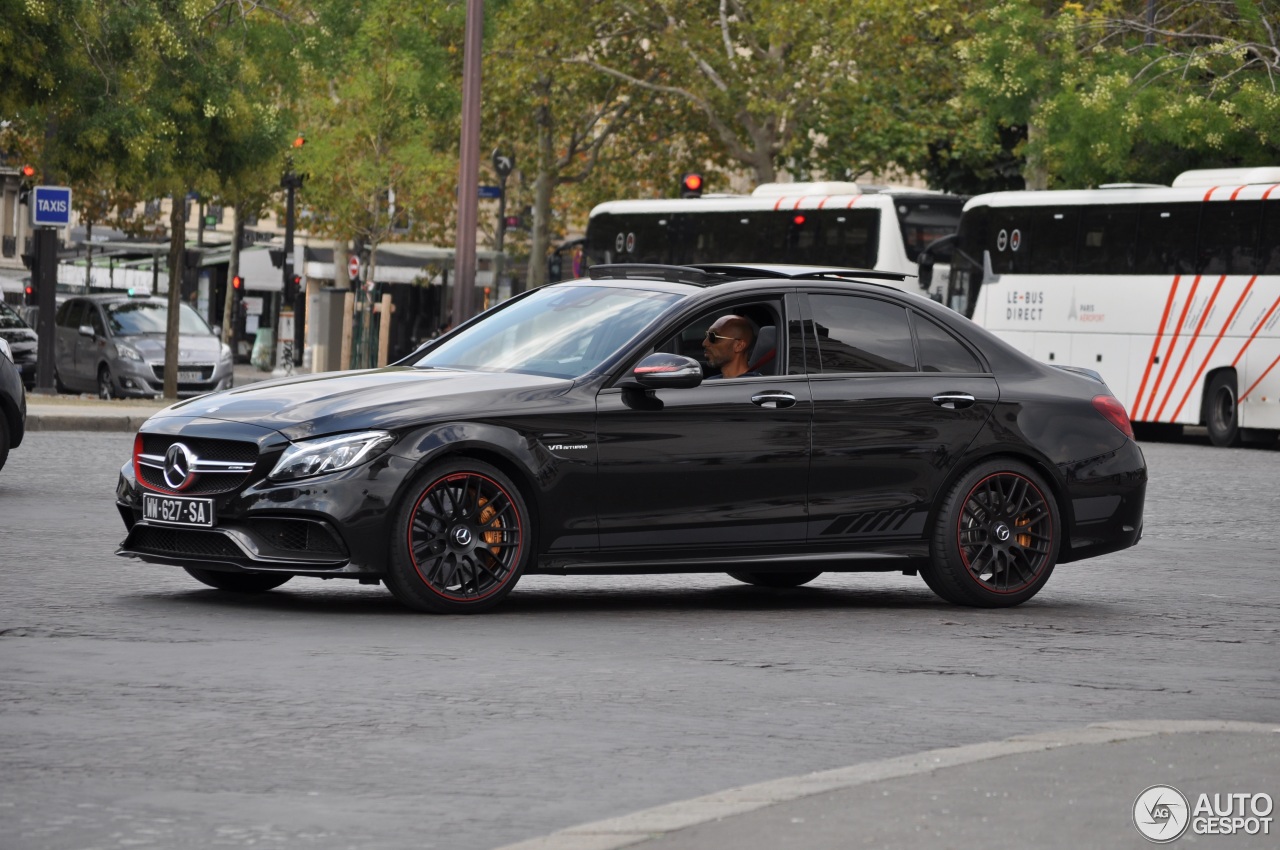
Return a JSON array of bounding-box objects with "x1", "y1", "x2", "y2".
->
[
  {"x1": 23, "y1": 363, "x2": 278, "y2": 433},
  {"x1": 495, "y1": 720, "x2": 1279, "y2": 850}
]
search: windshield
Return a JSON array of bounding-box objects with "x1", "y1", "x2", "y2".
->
[
  {"x1": 414, "y1": 285, "x2": 681, "y2": 379},
  {"x1": 0, "y1": 301, "x2": 29, "y2": 330},
  {"x1": 106, "y1": 301, "x2": 212, "y2": 336}
]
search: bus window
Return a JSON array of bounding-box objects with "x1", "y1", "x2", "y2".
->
[
  {"x1": 896, "y1": 199, "x2": 965, "y2": 262},
  {"x1": 989, "y1": 208, "x2": 1078, "y2": 275},
  {"x1": 1261, "y1": 202, "x2": 1280, "y2": 275},
  {"x1": 1078, "y1": 206, "x2": 1139, "y2": 274},
  {"x1": 1133, "y1": 204, "x2": 1199, "y2": 275},
  {"x1": 1197, "y1": 201, "x2": 1262, "y2": 275}
]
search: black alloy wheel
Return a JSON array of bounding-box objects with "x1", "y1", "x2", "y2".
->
[
  {"x1": 98, "y1": 365, "x2": 116, "y2": 400},
  {"x1": 923, "y1": 459, "x2": 1060, "y2": 607},
  {"x1": 727, "y1": 571, "x2": 822, "y2": 588},
  {"x1": 1205, "y1": 371, "x2": 1241, "y2": 448},
  {"x1": 385, "y1": 459, "x2": 530, "y2": 614},
  {"x1": 183, "y1": 567, "x2": 293, "y2": 592}
]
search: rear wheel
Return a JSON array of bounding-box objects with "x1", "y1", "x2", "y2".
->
[
  {"x1": 183, "y1": 567, "x2": 292, "y2": 592},
  {"x1": 98, "y1": 365, "x2": 116, "y2": 400},
  {"x1": 922, "y1": 460, "x2": 1060, "y2": 607},
  {"x1": 727, "y1": 571, "x2": 822, "y2": 588},
  {"x1": 384, "y1": 459, "x2": 530, "y2": 614},
  {"x1": 1205, "y1": 371, "x2": 1241, "y2": 448}
]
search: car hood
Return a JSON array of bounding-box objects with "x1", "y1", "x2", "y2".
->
[
  {"x1": 122, "y1": 333, "x2": 221, "y2": 361},
  {"x1": 0, "y1": 327, "x2": 38, "y2": 351},
  {"x1": 150, "y1": 366, "x2": 573, "y2": 439}
]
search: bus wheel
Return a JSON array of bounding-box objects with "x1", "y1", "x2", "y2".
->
[{"x1": 1205, "y1": 372, "x2": 1241, "y2": 448}]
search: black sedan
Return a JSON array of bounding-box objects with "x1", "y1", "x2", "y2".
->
[{"x1": 115, "y1": 264, "x2": 1146, "y2": 613}]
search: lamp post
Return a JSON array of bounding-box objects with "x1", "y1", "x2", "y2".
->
[{"x1": 452, "y1": 0, "x2": 483, "y2": 325}]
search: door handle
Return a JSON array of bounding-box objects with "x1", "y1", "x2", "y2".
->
[
  {"x1": 932, "y1": 392, "x2": 976, "y2": 410},
  {"x1": 752, "y1": 391, "x2": 797, "y2": 409}
]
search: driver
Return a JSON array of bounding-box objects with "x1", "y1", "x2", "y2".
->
[{"x1": 702, "y1": 315, "x2": 760, "y2": 379}]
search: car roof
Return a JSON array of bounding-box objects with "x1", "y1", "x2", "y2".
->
[{"x1": 585, "y1": 262, "x2": 913, "y2": 288}]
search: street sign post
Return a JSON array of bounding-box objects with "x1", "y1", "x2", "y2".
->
[
  {"x1": 30, "y1": 186, "x2": 73, "y2": 227},
  {"x1": 478, "y1": 185, "x2": 502, "y2": 200}
]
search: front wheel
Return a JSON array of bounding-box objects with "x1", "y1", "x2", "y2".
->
[
  {"x1": 183, "y1": 567, "x2": 293, "y2": 592},
  {"x1": 922, "y1": 460, "x2": 1060, "y2": 607},
  {"x1": 384, "y1": 459, "x2": 531, "y2": 614},
  {"x1": 727, "y1": 571, "x2": 822, "y2": 588},
  {"x1": 98, "y1": 365, "x2": 116, "y2": 400}
]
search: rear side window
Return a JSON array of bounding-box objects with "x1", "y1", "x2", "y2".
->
[
  {"x1": 913, "y1": 313, "x2": 984, "y2": 373},
  {"x1": 806, "y1": 294, "x2": 915, "y2": 373}
]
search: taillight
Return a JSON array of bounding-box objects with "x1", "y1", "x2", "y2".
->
[{"x1": 1092, "y1": 395, "x2": 1134, "y2": 440}]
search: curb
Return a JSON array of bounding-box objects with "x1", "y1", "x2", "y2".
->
[
  {"x1": 26, "y1": 412, "x2": 159, "y2": 433},
  {"x1": 491, "y1": 720, "x2": 1280, "y2": 850}
]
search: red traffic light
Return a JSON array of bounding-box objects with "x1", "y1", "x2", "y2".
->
[
  {"x1": 680, "y1": 173, "x2": 703, "y2": 197},
  {"x1": 231, "y1": 275, "x2": 243, "y2": 289},
  {"x1": 20, "y1": 164, "x2": 36, "y2": 179}
]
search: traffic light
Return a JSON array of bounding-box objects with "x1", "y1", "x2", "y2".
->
[
  {"x1": 24, "y1": 284, "x2": 36, "y2": 306},
  {"x1": 680, "y1": 172, "x2": 703, "y2": 198},
  {"x1": 285, "y1": 273, "x2": 301, "y2": 301},
  {"x1": 231, "y1": 275, "x2": 244, "y2": 291},
  {"x1": 18, "y1": 164, "x2": 36, "y2": 205}
]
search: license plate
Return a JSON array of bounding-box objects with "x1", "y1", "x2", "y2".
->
[
  {"x1": 178, "y1": 370, "x2": 204, "y2": 382},
  {"x1": 142, "y1": 493, "x2": 215, "y2": 527}
]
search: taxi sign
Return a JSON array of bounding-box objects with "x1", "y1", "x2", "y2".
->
[{"x1": 31, "y1": 186, "x2": 73, "y2": 227}]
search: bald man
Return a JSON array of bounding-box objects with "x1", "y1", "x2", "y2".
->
[{"x1": 702, "y1": 314, "x2": 761, "y2": 379}]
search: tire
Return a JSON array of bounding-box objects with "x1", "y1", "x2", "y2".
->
[
  {"x1": 54, "y1": 366, "x2": 69, "y2": 394},
  {"x1": 384, "y1": 459, "x2": 531, "y2": 614},
  {"x1": 183, "y1": 567, "x2": 293, "y2": 592},
  {"x1": 727, "y1": 570, "x2": 822, "y2": 588},
  {"x1": 98, "y1": 365, "x2": 116, "y2": 400},
  {"x1": 1205, "y1": 372, "x2": 1241, "y2": 448},
  {"x1": 0, "y1": 414, "x2": 9, "y2": 472},
  {"x1": 922, "y1": 459, "x2": 1061, "y2": 608}
]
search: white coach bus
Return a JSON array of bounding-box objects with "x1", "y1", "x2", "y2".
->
[
  {"x1": 944, "y1": 167, "x2": 1280, "y2": 446},
  {"x1": 584, "y1": 181, "x2": 966, "y2": 300}
]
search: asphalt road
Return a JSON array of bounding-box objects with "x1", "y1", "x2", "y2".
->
[{"x1": 1, "y1": 432, "x2": 1277, "y2": 850}]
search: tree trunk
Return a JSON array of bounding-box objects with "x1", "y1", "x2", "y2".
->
[
  {"x1": 525, "y1": 78, "x2": 554, "y2": 291},
  {"x1": 1024, "y1": 109, "x2": 1049, "y2": 190},
  {"x1": 163, "y1": 192, "x2": 188, "y2": 400}
]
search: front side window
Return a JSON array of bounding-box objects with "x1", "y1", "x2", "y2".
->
[
  {"x1": 414, "y1": 285, "x2": 680, "y2": 379},
  {"x1": 805, "y1": 294, "x2": 915, "y2": 373}
]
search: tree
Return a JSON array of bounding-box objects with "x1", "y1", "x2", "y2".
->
[{"x1": 953, "y1": 0, "x2": 1280, "y2": 189}]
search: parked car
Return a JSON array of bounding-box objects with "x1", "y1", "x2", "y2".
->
[
  {"x1": 115, "y1": 263, "x2": 1147, "y2": 613},
  {"x1": 0, "y1": 337, "x2": 27, "y2": 472},
  {"x1": 0, "y1": 301, "x2": 38, "y2": 390},
  {"x1": 53, "y1": 294, "x2": 233, "y2": 399}
]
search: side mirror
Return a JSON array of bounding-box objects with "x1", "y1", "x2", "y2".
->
[
  {"x1": 917, "y1": 251, "x2": 934, "y2": 290},
  {"x1": 78, "y1": 324, "x2": 95, "y2": 338},
  {"x1": 210, "y1": 324, "x2": 222, "y2": 339},
  {"x1": 626, "y1": 353, "x2": 703, "y2": 390}
]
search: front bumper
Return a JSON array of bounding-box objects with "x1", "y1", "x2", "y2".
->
[
  {"x1": 113, "y1": 358, "x2": 234, "y2": 399},
  {"x1": 115, "y1": 449, "x2": 419, "y2": 578}
]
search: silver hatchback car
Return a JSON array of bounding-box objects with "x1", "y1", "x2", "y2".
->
[{"x1": 53, "y1": 294, "x2": 233, "y2": 399}]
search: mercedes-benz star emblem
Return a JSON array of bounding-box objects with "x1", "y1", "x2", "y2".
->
[
  {"x1": 452, "y1": 527, "x2": 473, "y2": 547},
  {"x1": 994, "y1": 523, "x2": 1011, "y2": 542},
  {"x1": 164, "y1": 443, "x2": 197, "y2": 490}
]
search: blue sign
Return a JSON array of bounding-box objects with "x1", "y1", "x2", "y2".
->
[
  {"x1": 478, "y1": 185, "x2": 503, "y2": 199},
  {"x1": 31, "y1": 186, "x2": 73, "y2": 227}
]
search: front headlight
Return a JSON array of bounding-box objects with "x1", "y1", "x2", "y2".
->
[
  {"x1": 269, "y1": 431, "x2": 395, "y2": 481},
  {"x1": 220, "y1": 343, "x2": 233, "y2": 361},
  {"x1": 116, "y1": 344, "x2": 143, "y2": 362}
]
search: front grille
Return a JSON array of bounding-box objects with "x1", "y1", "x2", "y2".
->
[
  {"x1": 138, "y1": 435, "x2": 259, "y2": 495},
  {"x1": 247, "y1": 519, "x2": 347, "y2": 555},
  {"x1": 131, "y1": 526, "x2": 243, "y2": 559}
]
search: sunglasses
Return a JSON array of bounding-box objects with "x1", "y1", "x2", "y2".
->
[{"x1": 705, "y1": 331, "x2": 740, "y2": 344}]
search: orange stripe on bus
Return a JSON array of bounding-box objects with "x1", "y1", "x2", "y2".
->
[
  {"x1": 1230, "y1": 293, "x2": 1280, "y2": 369},
  {"x1": 817, "y1": 197, "x2": 829, "y2": 209},
  {"x1": 1133, "y1": 275, "x2": 1180, "y2": 417},
  {"x1": 1143, "y1": 275, "x2": 1201, "y2": 421},
  {"x1": 1241, "y1": 353, "x2": 1280, "y2": 402},
  {"x1": 773, "y1": 198, "x2": 786, "y2": 211},
  {"x1": 1263, "y1": 184, "x2": 1280, "y2": 200},
  {"x1": 1156, "y1": 275, "x2": 1226, "y2": 421},
  {"x1": 846, "y1": 196, "x2": 861, "y2": 208},
  {"x1": 1229, "y1": 185, "x2": 1246, "y2": 200},
  {"x1": 1170, "y1": 275, "x2": 1258, "y2": 421},
  {"x1": 1203, "y1": 187, "x2": 1220, "y2": 201}
]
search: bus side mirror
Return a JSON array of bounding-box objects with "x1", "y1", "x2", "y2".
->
[{"x1": 918, "y1": 252, "x2": 934, "y2": 290}]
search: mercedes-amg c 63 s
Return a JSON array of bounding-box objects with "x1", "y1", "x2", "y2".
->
[{"x1": 116, "y1": 264, "x2": 1146, "y2": 613}]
